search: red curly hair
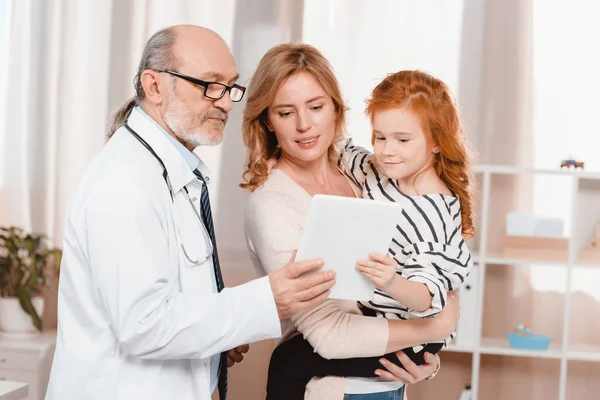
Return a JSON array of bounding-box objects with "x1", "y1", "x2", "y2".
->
[{"x1": 366, "y1": 70, "x2": 476, "y2": 239}]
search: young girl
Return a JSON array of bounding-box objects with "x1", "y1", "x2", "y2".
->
[{"x1": 266, "y1": 70, "x2": 475, "y2": 400}]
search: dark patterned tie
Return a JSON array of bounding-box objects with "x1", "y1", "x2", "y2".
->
[{"x1": 193, "y1": 169, "x2": 227, "y2": 400}]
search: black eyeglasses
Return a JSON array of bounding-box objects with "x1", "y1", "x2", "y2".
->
[{"x1": 159, "y1": 70, "x2": 246, "y2": 102}]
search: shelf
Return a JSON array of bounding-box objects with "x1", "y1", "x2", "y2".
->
[
  {"x1": 479, "y1": 337, "x2": 562, "y2": 359},
  {"x1": 473, "y1": 252, "x2": 600, "y2": 268},
  {"x1": 473, "y1": 165, "x2": 600, "y2": 180},
  {"x1": 473, "y1": 252, "x2": 568, "y2": 266},
  {"x1": 445, "y1": 340, "x2": 600, "y2": 362},
  {"x1": 567, "y1": 344, "x2": 600, "y2": 362},
  {"x1": 444, "y1": 337, "x2": 563, "y2": 359},
  {"x1": 572, "y1": 261, "x2": 600, "y2": 269}
]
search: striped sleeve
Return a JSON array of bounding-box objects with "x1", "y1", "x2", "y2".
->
[
  {"x1": 402, "y1": 240, "x2": 472, "y2": 317},
  {"x1": 401, "y1": 201, "x2": 473, "y2": 318},
  {"x1": 339, "y1": 138, "x2": 373, "y2": 187}
]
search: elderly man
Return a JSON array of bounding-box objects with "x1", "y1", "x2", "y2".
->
[{"x1": 45, "y1": 25, "x2": 336, "y2": 400}]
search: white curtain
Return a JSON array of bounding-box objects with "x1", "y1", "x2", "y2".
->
[
  {"x1": 0, "y1": 0, "x2": 236, "y2": 246},
  {"x1": 0, "y1": 0, "x2": 239, "y2": 352},
  {"x1": 302, "y1": 0, "x2": 465, "y2": 149}
]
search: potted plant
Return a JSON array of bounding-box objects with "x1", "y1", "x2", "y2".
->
[{"x1": 0, "y1": 226, "x2": 62, "y2": 336}]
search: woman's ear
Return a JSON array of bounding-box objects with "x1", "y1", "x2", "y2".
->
[
  {"x1": 265, "y1": 118, "x2": 274, "y2": 132},
  {"x1": 432, "y1": 146, "x2": 440, "y2": 154}
]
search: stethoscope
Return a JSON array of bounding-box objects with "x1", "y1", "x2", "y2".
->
[{"x1": 124, "y1": 122, "x2": 214, "y2": 265}]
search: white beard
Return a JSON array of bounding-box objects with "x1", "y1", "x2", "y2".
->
[{"x1": 163, "y1": 84, "x2": 225, "y2": 147}]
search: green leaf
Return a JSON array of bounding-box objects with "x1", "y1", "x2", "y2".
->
[
  {"x1": 16, "y1": 287, "x2": 41, "y2": 331},
  {"x1": 0, "y1": 225, "x2": 61, "y2": 312}
]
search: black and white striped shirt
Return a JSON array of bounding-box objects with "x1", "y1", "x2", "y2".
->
[{"x1": 341, "y1": 141, "x2": 473, "y2": 347}]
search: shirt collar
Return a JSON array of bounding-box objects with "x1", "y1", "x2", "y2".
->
[
  {"x1": 125, "y1": 107, "x2": 212, "y2": 194},
  {"x1": 135, "y1": 106, "x2": 200, "y2": 171}
]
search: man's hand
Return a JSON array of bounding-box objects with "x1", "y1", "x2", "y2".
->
[
  {"x1": 269, "y1": 251, "x2": 336, "y2": 319},
  {"x1": 227, "y1": 344, "x2": 250, "y2": 367}
]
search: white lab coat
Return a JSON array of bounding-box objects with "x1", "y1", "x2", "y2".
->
[{"x1": 45, "y1": 108, "x2": 282, "y2": 400}]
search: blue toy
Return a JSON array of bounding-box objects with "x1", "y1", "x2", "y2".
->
[{"x1": 506, "y1": 324, "x2": 551, "y2": 350}]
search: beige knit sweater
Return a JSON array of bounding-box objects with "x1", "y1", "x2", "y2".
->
[{"x1": 244, "y1": 169, "x2": 403, "y2": 399}]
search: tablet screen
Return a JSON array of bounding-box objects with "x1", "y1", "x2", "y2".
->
[{"x1": 296, "y1": 194, "x2": 403, "y2": 301}]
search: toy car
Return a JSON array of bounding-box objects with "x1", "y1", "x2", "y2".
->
[{"x1": 560, "y1": 159, "x2": 585, "y2": 169}]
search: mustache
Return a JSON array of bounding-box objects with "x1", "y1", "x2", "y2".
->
[{"x1": 202, "y1": 111, "x2": 228, "y2": 124}]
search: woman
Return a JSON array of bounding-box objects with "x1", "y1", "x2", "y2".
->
[{"x1": 241, "y1": 43, "x2": 459, "y2": 399}]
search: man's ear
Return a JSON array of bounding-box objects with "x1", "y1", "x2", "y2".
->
[{"x1": 140, "y1": 70, "x2": 166, "y2": 106}]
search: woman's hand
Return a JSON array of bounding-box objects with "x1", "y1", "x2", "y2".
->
[
  {"x1": 374, "y1": 351, "x2": 440, "y2": 384},
  {"x1": 356, "y1": 252, "x2": 397, "y2": 290}
]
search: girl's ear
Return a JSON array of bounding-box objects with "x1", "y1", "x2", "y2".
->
[{"x1": 432, "y1": 146, "x2": 440, "y2": 154}]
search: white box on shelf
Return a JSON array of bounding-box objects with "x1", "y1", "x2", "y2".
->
[
  {"x1": 506, "y1": 212, "x2": 564, "y2": 238},
  {"x1": 455, "y1": 265, "x2": 478, "y2": 347}
]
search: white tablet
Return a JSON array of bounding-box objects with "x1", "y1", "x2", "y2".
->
[{"x1": 296, "y1": 194, "x2": 404, "y2": 301}]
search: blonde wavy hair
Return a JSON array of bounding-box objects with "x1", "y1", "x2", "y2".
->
[
  {"x1": 366, "y1": 70, "x2": 476, "y2": 239},
  {"x1": 240, "y1": 43, "x2": 348, "y2": 190}
]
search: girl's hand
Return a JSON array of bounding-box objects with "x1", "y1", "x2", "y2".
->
[
  {"x1": 356, "y1": 252, "x2": 398, "y2": 290},
  {"x1": 375, "y1": 351, "x2": 440, "y2": 383}
]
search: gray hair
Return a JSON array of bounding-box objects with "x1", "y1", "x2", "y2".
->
[{"x1": 108, "y1": 27, "x2": 179, "y2": 137}]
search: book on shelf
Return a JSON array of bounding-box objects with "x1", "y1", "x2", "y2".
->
[{"x1": 503, "y1": 235, "x2": 569, "y2": 262}]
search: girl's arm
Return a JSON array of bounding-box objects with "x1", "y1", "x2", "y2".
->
[
  {"x1": 399, "y1": 200, "x2": 473, "y2": 318},
  {"x1": 400, "y1": 241, "x2": 472, "y2": 317},
  {"x1": 358, "y1": 210, "x2": 473, "y2": 318},
  {"x1": 357, "y1": 252, "x2": 432, "y2": 312},
  {"x1": 385, "y1": 290, "x2": 459, "y2": 353},
  {"x1": 338, "y1": 139, "x2": 373, "y2": 187}
]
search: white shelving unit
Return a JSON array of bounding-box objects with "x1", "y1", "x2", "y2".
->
[
  {"x1": 443, "y1": 165, "x2": 600, "y2": 400},
  {"x1": 0, "y1": 331, "x2": 55, "y2": 400}
]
